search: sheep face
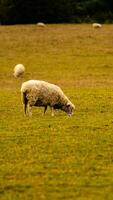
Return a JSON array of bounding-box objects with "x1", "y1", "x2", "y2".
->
[{"x1": 62, "y1": 102, "x2": 75, "y2": 116}]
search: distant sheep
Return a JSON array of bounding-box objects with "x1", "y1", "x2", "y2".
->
[
  {"x1": 13, "y1": 64, "x2": 25, "y2": 78},
  {"x1": 92, "y1": 23, "x2": 102, "y2": 28},
  {"x1": 37, "y1": 22, "x2": 46, "y2": 27},
  {"x1": 21, "y1": 80, "x2": 75, "y2": 116}
]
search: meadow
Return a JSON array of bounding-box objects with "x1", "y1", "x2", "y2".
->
[{"x1": 0, "y1": 24, "x2": 113, "y2": 200}]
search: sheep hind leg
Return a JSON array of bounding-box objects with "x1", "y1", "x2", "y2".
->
[
  {"x1": 24, "y1": 103, "x2": 27, "y2": 116},
  {"x1": 51, "y1": 107, "x2": 54, "y2": 116},
  {"x1": 28, "y1": 104, "x2": 32, "y2": 116},
  {"x1": 22, "y1": 92, "x2": 28, "y2": 116},
  {"x1": 44, "y1": 106, "x2": 47, "y2": 115}
]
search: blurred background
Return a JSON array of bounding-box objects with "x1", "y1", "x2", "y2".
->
[{"x1": 0, "y1": 0, "x2": 113, "y2": 25}]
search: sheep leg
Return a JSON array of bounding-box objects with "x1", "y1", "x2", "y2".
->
[
  {"x1": 51, "y1": 107, "x2": 54, "y2": 116},
  {"x1": 22, "y1": 92, "x2": 28, "y2": 115},
  {"x1": 23, "y1": 103, "x2": 27, "y2": 115},
  {"x1": 28, "y1": 104, "x2": 32, "y2": 116},
  {"x1": 44, "y1": 106, "x2": 47, "y2": 115}
]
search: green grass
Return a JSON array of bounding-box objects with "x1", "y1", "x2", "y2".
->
[{"x1": 0, "y1": 24, "x2": 113, "y2": 199}]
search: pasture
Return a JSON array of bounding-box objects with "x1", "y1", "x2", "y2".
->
[{"x1": 0, "y1": 24, "x2": 113, "y2": 200}]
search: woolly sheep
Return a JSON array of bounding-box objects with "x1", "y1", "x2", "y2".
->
[
  {"x1": 37, "y1": 22, "x2": 46, "y2": 27},
  {"x1": 21, "y1": 80, "x2": 75, "y2": 116},
  {"x1": 14, "y1": 64, "x2": 25, "y2": 78},
  {"x1": 92, "y1": 23, "x2": 102, "y2": 28}
]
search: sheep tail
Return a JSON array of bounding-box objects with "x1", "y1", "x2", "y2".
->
[{"x1": 21, "y1": 92, "x2": 28, "y2": 114}]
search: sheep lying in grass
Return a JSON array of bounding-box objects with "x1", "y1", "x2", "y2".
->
[
  {"x1": 92, "y1": 23, "x2": 102, "y2": 28},
  {"x1": 21, "y1": 80, "x2": 75, "y2": 116},
  {"x1": 37, "y1": 22, "x2": 46, "y2": 27},
  {"x1": 14, "y1": 64, "x2": 25, "y2": 78}
]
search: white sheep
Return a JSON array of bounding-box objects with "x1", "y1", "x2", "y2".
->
[
  {"x1": 37, "y1": 22, "x2": 46, "y2": 27},
  {"x1": 92, "y1": 23, "x2": 102, "y2": 28},
  {"x1": 14, "y1": 64, "x2": 25, "y2": 78},
  {"x1": 21, "y1": 80, "x2": 75, "y2": 116}
]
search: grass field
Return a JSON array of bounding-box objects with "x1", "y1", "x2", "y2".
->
[{"x1": 0, "y1": 24, "x2": 113, "y2": 200}]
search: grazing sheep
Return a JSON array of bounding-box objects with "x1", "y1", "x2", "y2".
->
[
  {"x1": 92, "y1": 23, "x2": 102, "y2": 28},
  {"x1": 14, "y1": 64, "x2": 25, "y2": 78},
  {"x1": 21, "y1": 80, "x2": 75, "y2": 116},
  {"x1": 37, "y1": 22, "x2": 46, "y2": 27}
]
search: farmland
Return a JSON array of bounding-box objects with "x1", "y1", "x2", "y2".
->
[{"x1": 0, "y1": 24, "x2": 113, "y2": 200}]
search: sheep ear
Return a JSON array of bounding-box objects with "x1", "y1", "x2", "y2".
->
[{"x1": 67, "y1": 103, "x2": 70, "y2": 107}]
